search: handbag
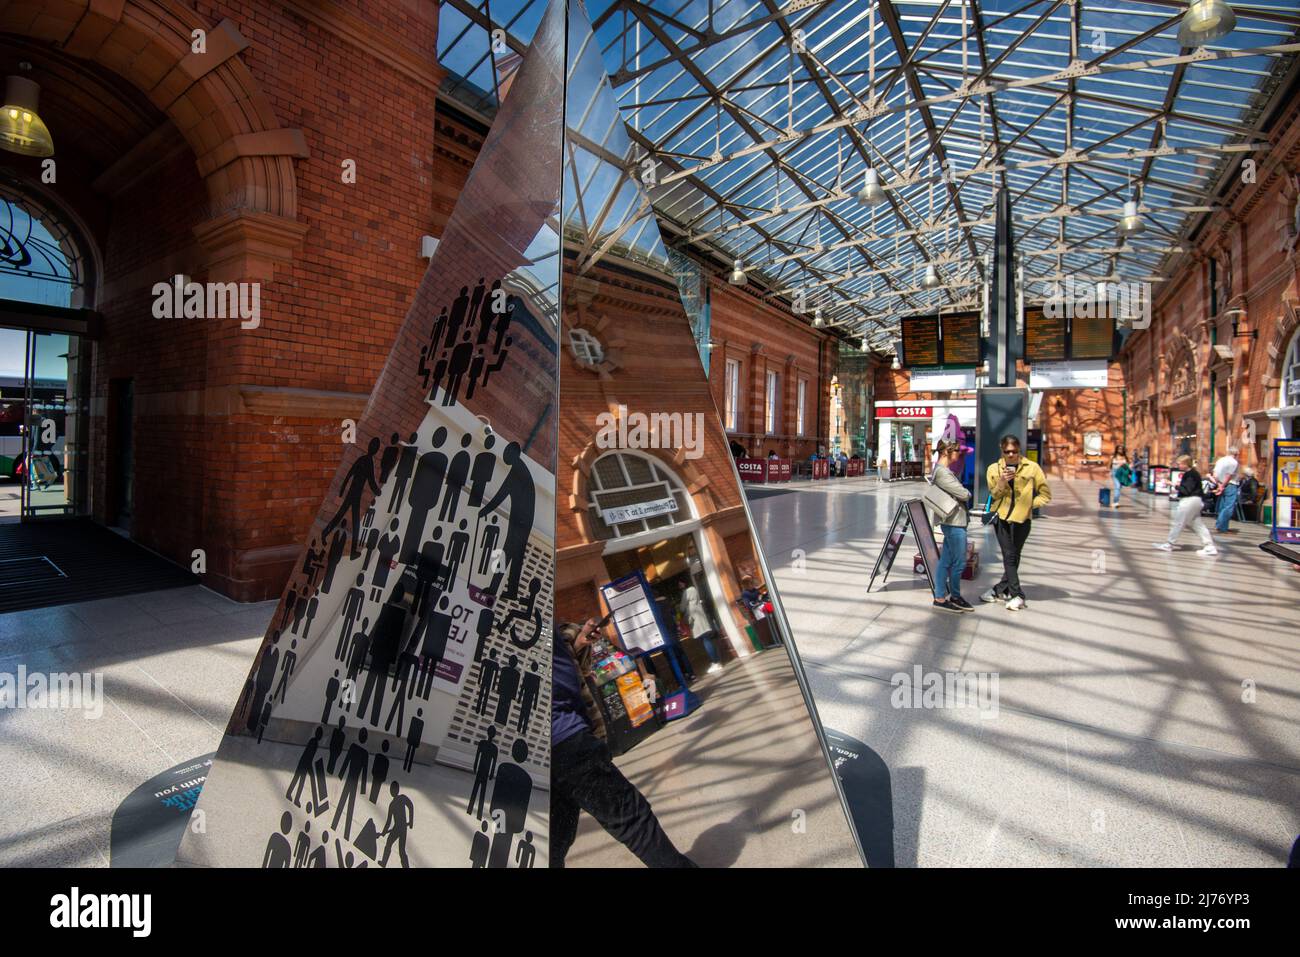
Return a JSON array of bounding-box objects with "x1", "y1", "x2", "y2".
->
[
  {"x1": 980, "y1": 493, "x2": 998, "y2": 526},
  {"x1": 923, "y1": 478, "x2": 960, "y2": 521}
]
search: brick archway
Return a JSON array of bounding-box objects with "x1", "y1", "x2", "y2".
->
[
  {"x1": 1, "y1": 0, "x2": 309, "y2": 278},
  {"x1": 568, "y1": 442, "x2": 720, "y2": 542}
]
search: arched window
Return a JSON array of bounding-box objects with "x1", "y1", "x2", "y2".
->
[
  {"x1": 586, "y1": 451, "x2": 693, "y2": 541},
  {"x1": 1282, "y1": 327, "x2": 1300, "y2": 410},
  {"x1": 0, "y1": 178, "x2": 94, "y2": 308}
]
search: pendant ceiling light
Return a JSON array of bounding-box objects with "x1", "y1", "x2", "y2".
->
[
  {"x1": 813, "y1": 307, "x2": 824, "y2": 327},
  {"x1": 922, "y1": 264, "x2": 941, "y2": 289},
  {"x1": 1117, "y1": 200, "x2": 1145, "y2": 238},
  {"x1": 0, "y1": 70, "x2": 54, "y2": 158},
  {"x1": 728, "y1": 258, "x2": 747, "y2": 286},
  {"x1": 1176, "y1": 0, "x2": 1237, "y2": 47},
  {"x1": 856, "y1": 167, "x2": 887, "y2": 206}
]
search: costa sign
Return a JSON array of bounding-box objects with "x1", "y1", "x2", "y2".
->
[{"x1": 877, "y1": 406, "x2": 932, "y2": 419}]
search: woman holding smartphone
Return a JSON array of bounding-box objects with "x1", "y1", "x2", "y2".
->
[{"x1": 982, "y1": 435, "x2": 1051, "y2": 611}]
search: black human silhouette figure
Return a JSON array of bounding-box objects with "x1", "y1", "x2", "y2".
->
[
  {"x1": 401, "y1": 428, "x2": 448, "y2": 564},
  {"x1": 386, "y1": 651, "x2": 415, "y2": 734},
  {"x1": 499, "y1": 576, "x2": 543, "y2": 649},
  {"x1": 444, "y1": 520, "x2": 470, "y2": 588},
  {"x1": 323, "y1": 529, "x2": 346, "y2": 593},
  {"x1": 415, "y1": 595, "x2": 454, "y2": 698},
  {"x1": 379, "y1": 432, "x2": 401, "y2": 484},
  {"x1": 332, "y1": 726, "x2": 369, "y2": 839},
  {"x1": 328, "y1": 717, "x2": 346, "y2": 774},
  {"x1": 467, "y1": 726, "x2": 498, "y2": 818},
  {"x1": 323, "y1": 437, "x2": 383, "y2": 558},
  {"x1": 301, "y1": 596, "x2": 320, "y2": 641},
  {"x1": 487, "y1": 739, "x2": 533, "y2": 869},
  {"x1": 380, "y1": 780, "x2": 414, "y2": 869},
  {"x1": 307, "y1": 829, "x2": 329, "y2": 868},
  {"x1": 473, "y1": 606, "x2": 494, "y2": 662},
  {"x1": 492, "y1": 303, "x2": 515, "y2": 356},
  {"x1": 291, "y1": 586, "x2": 309, "y2": 634},
  {"x1": 475, "y1": 280, "x2": 501, "y2": 346},
  {"x1": 273, "y1": 639, "x2": 298, "y2": 704},
  {"x1": 430, "y1": 306, "x2": 449, "y2": 365},
  {"x1": 493, "y1": 654, "x2": 521, "y2": 727},
  {"x1": 250, "y1": 633, "x2": 281, "y2": 735},
  {"x1": 470, "y1": 820, "x2": 490, "y2": 868},
  {"x1": 479, "y1": 335, "x2": 512, "y2": 393},
  {"x1": 293, "y1": 820, "x2": 313, "y2": 867},
  {"x1": 337, "y1": 575, "x2": 366, "y2": 659},
  {"x1": 403, "y1": 708, "x2": 424, "y2": 773},
  {"x1": 477, "y1": 516, "x2": 500, "y2": 574},
  {"x1": 387, "y1": 432, "x2": 419, "y2": 512},
  {"x1": 444, "y1": 285, "x2": 471, "y2": 349},
  {"x1": 263, "y1": 812, "x2": 293, "y2": 868},
  {"x1": 371, "y1": 518, "x2": 402, "y2": 599},
  {"x1": 439, "y1": 434, "x2": 472, "y2": 522},
  {"x1": 369, "y1": 739, "x2": 391, "y2": 804},
  {"x1": 412, "y1": 530, "x2": 445, "y2": 618},
  {"x1": 359, "y1": 585, "x2": 406, "y2": 726},
  {"x1": 516, "y1": 661, "x2": 541, "y2": 734},
  {"x1": 441, "y1": 331, "x2": 475, "y2": 406},
  {"x1": 323, "y1": 671, "x2": 341, "y2": 725},
  {"x1": 346, "y1": 618, "x2": 370, "y2": 683},
  {"x1": 478, "y1": 441, "x2": 535, "y2": 601},
  {"x1": 302, "y1": 539, "x2": 322, "y2": 584},
  {"x1": 466, "y1": 277, "x2": 487, "y2": 334},
  {"x1": 361, "y1": 522, "x2": 382, "y2": 572},
  {"x1": 473, "y1": 650, "x2": 499, "y2": 716},
  {"x1": 279, "y1": 586, "x2": 298, "y2": 632},
  {"x1": 516, "y1": 831, "x2": 536, "y2": 869},
  {"x1": 257, "y1": 697, "x2": 274, "y2": 743},
  {"x1": 466, "y1": 346, "x2": 492, "y2": 401}
]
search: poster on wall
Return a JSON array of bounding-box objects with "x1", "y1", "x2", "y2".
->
[
  {"x1": 600, "y1": 572, "x2": 670, "y2": 654},
  {"x1": 1273, "y1": 439, "x2": 1300, "y2": 544},
  {"x1": 176, "y1": 0, "x2": 564, "y2": 869}
]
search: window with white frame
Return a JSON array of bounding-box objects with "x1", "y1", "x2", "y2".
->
[
  {"x1": 568, "y1": 328, "x2": 604, "y2": 365},
  {"x1": 796, "y1": 378, "x2": 807, "y2": 436},
  {"x1": 586, "y1": 452, "x2": 692, "y2": 541},
  {"x1": 724, "y1": 358, "x2": 740, "y2": 431},
  {"x1": 765, "y1": 370, "x2": 779, "y2": 434}
]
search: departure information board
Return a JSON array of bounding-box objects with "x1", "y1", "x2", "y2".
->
[
  {"x1": 1071, "y1": 315, "x2": 1116, "y2": 360},
  {"x1": 900, "y1": 316, "x2": 941, "y2": 368},
  {"x1": 1024, "y1": 309, "x2": 1067, "y2": 362},
  {"x1": 940, "y1": 311, "x2": 980, "y2": 366}
]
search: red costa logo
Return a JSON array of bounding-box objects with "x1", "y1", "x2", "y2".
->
[{"x1": 880, "y1": 406, "x2": 932, "y2": 418}]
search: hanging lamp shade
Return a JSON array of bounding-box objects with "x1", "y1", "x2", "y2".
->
[
  {"x1": 728, "y1": 258, "x2": 747, "y2": 285},
  {"x1": 1117, "y1": 200, "x2": 1145, "y2": 237},
  {"x1": 813, "y1": 307, "x2": 824, "y2": 327},
  {"x1": 0, "y1": 76, "x2": 54, "y2": 158},
  {"x1": 1176, "y1": 0, "x2": 1236, "y2": 47},
  {"x1": 922, "y1": 264, "x2": 941, "y2": 288},
  {"x1": 856, "y1": 167, "x2": 887, "y2": 206}
]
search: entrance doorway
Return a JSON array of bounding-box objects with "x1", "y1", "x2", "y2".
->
[{"x1": 0, "y1": 327, "x2": 89, "y2": 521}]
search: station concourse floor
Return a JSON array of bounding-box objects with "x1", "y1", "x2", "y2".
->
[
  {"x1": 0, "y1": 476, "x2": 1295, "y2": 867},
  {"x1": 749, "y1": 476, "x2": 1300, "y2": 866}
]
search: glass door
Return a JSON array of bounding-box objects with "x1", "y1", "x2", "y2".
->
[{"x1": 20, "y1": 330, "x2": 88, "y2": 519}]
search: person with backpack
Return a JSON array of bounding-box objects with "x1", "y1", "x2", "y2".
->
[
  {"x1": 927, "y1": 439, "x2": 973, "y2": 613},
  {"x1": 1153, "y1": 454, "x2": 1218, "y2": 556},
  {"x1": 982, "y1": 435, "x2": 1052, "y2": 611},
  {"x1": 1110, "y1": 446, "x2": 1134, "y2": 509}
]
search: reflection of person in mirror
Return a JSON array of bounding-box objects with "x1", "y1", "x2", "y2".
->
[{"x1": 549, "y1": 620, "x2": 696, "y2": 868}]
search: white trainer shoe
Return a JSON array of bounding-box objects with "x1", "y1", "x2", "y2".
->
[
  {"x1": 1151, "y1": 542, "x2": 1173, "y2": 551},
  {"x1": 1197, "y1": 546, "x2": 1219, "y2": 556},
  {"x1": 979, "y1": 588, "x2": 1002, "y2": 603},
  {"x1": 706, "y1": 663, "x2": 723, "y2": 674},
  {"x1": 1005, "y1": 596, "x2": 1026, "y2": 611}
]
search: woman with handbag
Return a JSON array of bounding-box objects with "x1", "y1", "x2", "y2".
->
[
  {"x1": 926, "y1": 440, "x2": 974, "y2": 613},
  {"x1": 982, "y1": 435, "x2": 1052, "y2": 610}
]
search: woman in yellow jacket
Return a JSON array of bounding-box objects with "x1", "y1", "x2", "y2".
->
[{"x1": 982, "y1": 435, "x2": 1051, "y2": 610}]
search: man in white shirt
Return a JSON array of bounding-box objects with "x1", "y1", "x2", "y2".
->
[{"x1": 1212, "y1": 446, "x2": 1241, "y2": 534}]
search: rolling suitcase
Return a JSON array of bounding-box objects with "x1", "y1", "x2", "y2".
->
[{"x1": 1099, "y1": 487, "x2": 1111, "y2": 507}]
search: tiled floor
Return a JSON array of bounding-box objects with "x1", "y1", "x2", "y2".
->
[
  {"x1": 2, "y1": 477, "x2": 1296, "y2": 867},
  {"x1": 749, "y1": 476, "x2": 1300, "y2": 866}
]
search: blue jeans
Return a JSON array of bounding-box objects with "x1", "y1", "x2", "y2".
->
[
  {"x1": 1112, "y1": 475, "x2": 1123, "y2": 504},
  {"x1": 933, "y1": 524, "x2": 968, "y2": 600},
  {"x1": 1215, "y1": 483, "x2": 1240, "y2": 532}
]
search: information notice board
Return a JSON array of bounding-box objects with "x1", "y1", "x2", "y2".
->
[
  {"x1": 1024, "y1": 309, "x2": 1067, "y2": 362},
  {"x1": 868, "y1": 499, "x2": 938, "y2": 595},
  {"x1": 901, "y1": 316, "x2": 941, "y2": 368},
  {"x1": 1273, "y1": 439, "x2": 1300, "y2": 545},
  {"x1": 940, "y1": 311, "x2": 981, "y2": 366},
  {"x1": 1070, "y1": 314, "x2": 1116, "y2": 360}
]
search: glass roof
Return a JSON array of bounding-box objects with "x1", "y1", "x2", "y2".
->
[{"x1": 440, "y1": 0, "x2": 1300, "y2": 347}]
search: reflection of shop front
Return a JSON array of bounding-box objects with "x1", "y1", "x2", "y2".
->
[{"x1": 875, "y1": 400, "x2": 975, "y2": 478}]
